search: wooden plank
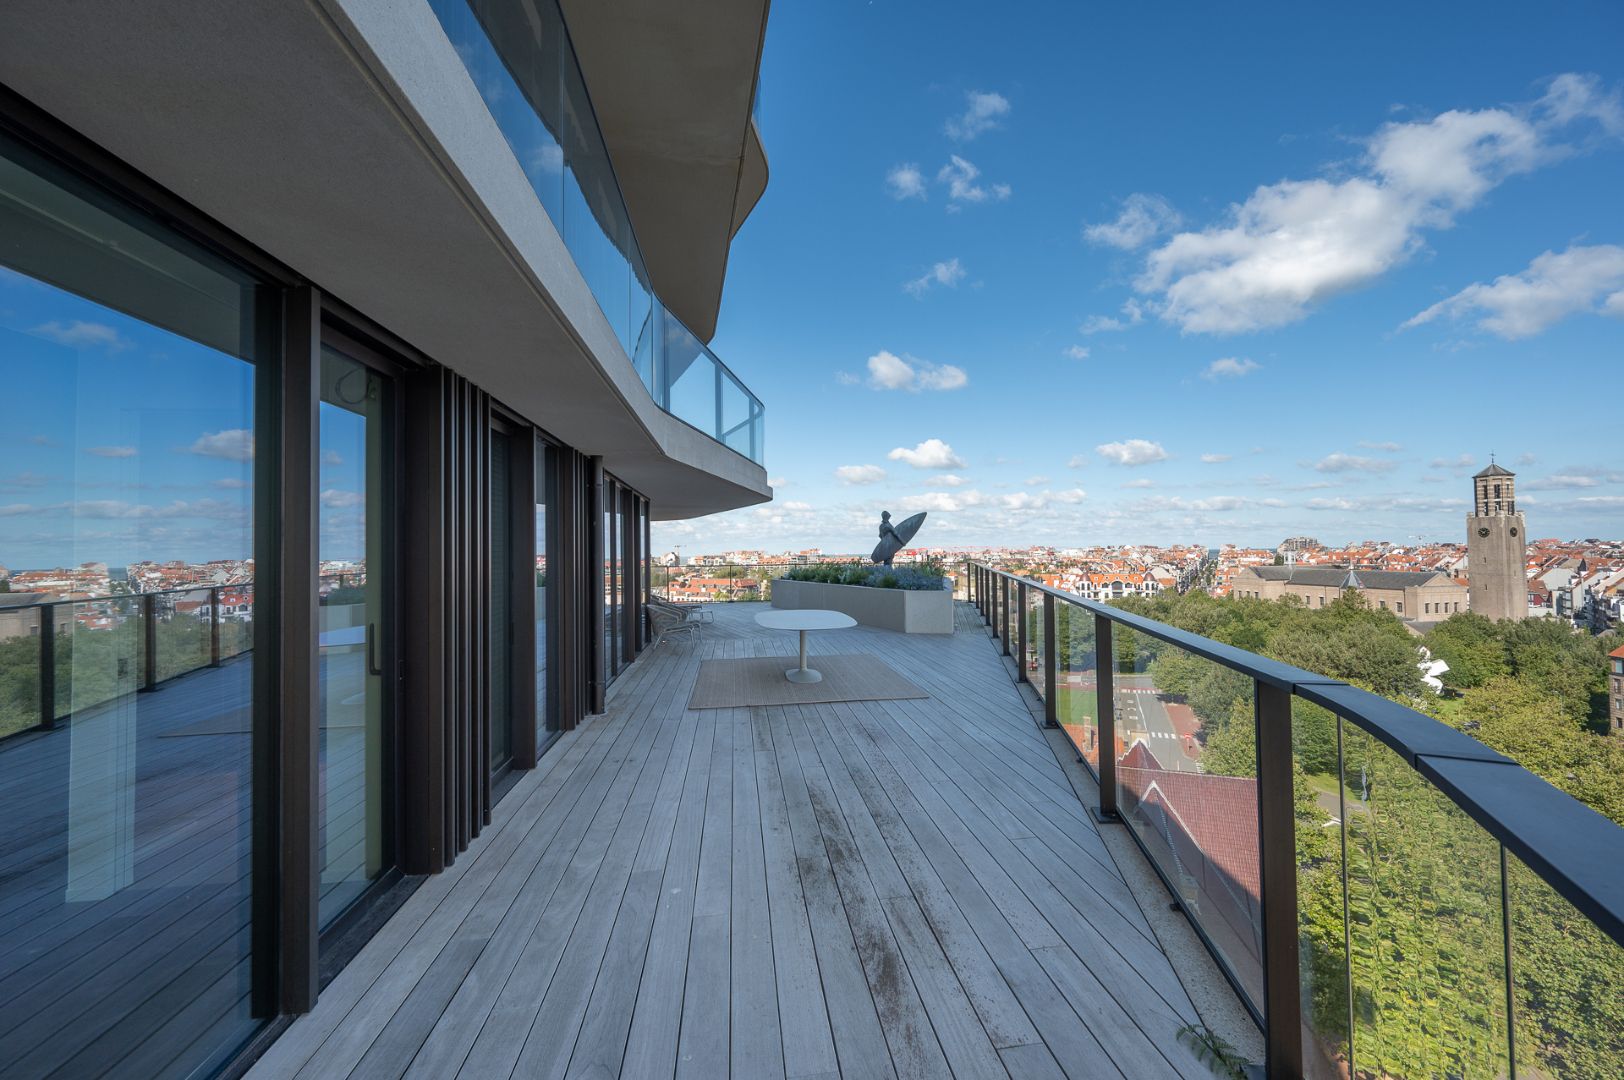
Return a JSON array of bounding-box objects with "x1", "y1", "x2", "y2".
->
[
  {"x1": 879, "y1": 894, "x2": 1008, "y2": 1079},
  {"x1": 619, "y1": 712, "x2": 717, "y2": 1078},
  {"x1": 753, "y1": 719, "x2": 838, "y2": 1079},
  {"x1": 772, "y1": 705, "x2": 897, "y2": 1080},
  {"x1": 675, "y1": 914, "x2": 730, "y2": 1080},
  {"x1": 563, "y1": 684, "x2": 703, "y2": 1079},
  {"x1": 728, "y1": 710, "x2": 784, "y2": 1079},
  {"x1": 455, "y1": 680, "x2": 686, "y2": 1080}
]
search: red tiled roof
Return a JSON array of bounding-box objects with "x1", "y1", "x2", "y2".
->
[{"x1": 1117, "y1": 742, "x2": 1260, "y2": 899}]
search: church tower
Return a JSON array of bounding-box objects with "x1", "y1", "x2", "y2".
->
[{"x1": 1466, "y1": 461, "x2": 1528, "y2": 621}]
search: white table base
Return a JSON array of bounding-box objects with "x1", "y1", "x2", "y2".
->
[{"x1": 786, "y1": 629, "x2": 821, "y2": 683}]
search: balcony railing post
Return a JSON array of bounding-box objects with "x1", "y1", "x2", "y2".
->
[
  {"x1": 209, "y1": 586, "x2": 222, "y2": 667},
  {"x1": 1042, "y1": 593, "x2": 1058, "y2": 728},
  {"x1": 141, "y1": 592, "x2": 158, "y2": 691},
  {"x1": 1255, "y1": 679, "x2": 1303, "y2": 1079},
  {"x1": 1016, "y1": 582, "x2": 1029, "y2": 682},
  {"x1": 1000, "y1": 577, "x2": 1011, "y2": 656},
  {"x1": 1094, "y1": 612, "x2": 1119, "y2": 821},
  {"x1": 38, "y1": 602, "x2": 56, "y2": 730}
]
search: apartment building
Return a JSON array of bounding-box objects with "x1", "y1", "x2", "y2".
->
[
  {"x1": 1229, "y1": 564, "x2": 1469, "y2": 623},
  {"x1": 1611, "y1": 645, "x2": 1624, "y2": 735},
  {"x1": 0, "y1": 2, "x2": 769, "y2": 1076}
]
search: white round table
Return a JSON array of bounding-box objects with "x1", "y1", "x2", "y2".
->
[{"x1": 753, "y1": 608, "x2": 857, "y2": 683}]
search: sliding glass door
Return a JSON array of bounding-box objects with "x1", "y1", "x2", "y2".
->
[
  {"x1": 316, "y1": 342, "x2": 395, "y2": 930},
  {"x1": 0, "y1": 127, "x2": 267, "y2": 1079}
]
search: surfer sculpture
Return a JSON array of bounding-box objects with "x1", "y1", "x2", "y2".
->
[{"x1": 871, "y1": 510, "x2": 926, "y2": 566}]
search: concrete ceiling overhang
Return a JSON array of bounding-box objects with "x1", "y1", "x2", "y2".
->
[
  {"x1": 0, "y1": 0, "x2": 769, "y2": 520},
  {"x1": 559, "y1": 0, "x2": 770, "y2": 343}
]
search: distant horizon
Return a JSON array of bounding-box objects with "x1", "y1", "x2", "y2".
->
[{"x1": 9, "y1": 529, "x2": 1624, "y2": 577}]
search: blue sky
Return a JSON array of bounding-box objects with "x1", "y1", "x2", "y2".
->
[
  {"x1": 4, "y1": 3, "x2": 1621, "y2": 571},
  {"x1": 0, "y1": 272, "x2": 368, "y2": 569},
  {"x1": 658, "y1": 0, "x2": 1624, "y2": 555}
]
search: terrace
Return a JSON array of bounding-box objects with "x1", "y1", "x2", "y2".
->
[
  {"x1": 6, "y1": 578, "x2": 1620, "y2": 1079},
  {"x1": 246, "y1": 600, "x2": 1245, "y2": 1080}
]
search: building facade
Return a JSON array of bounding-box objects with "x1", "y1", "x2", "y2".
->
[
  {"x1": 1466, "y1": 462, "x2": 1530, "y2": 621},
  {"x1": 0, "y1": 2, "x2": 770, "y2": 1077},
  {"x1": 1230, "y1": 565, "x2": 1469, "y2": 623},
  {"x1": 1610, "y1": 646, "x2": 1624, "y2": 736}
]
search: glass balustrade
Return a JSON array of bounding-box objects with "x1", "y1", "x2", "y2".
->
[
  {"x1": 970, "y1": 562, "x2": 1624, "y2": 1079},
  {"x1": 428, "y1": 0, "x2": 764, "y2": 463}
]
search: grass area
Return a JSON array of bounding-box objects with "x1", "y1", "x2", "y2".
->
[{"x1": 1053, "y1": 685, "x2": 1094, "y2": 725}]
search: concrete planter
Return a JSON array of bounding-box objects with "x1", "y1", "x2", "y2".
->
[{"x1": 771, "y1": 577, "x2": 953, "y2": 635}]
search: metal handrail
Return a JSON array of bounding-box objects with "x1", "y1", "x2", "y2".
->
[
  {"x1": 969, "y1": 559, "x2": 1624, "y2": 1078},
  {"x1": 5, "y1": 574, "x2": 358, "y2": 738}
]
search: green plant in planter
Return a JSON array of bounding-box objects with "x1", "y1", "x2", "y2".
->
[{"x1": 783, "y1": 562, "x2": 948, "y2": 592}]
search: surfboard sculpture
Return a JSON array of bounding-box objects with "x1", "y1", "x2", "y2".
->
[{"x1": 871, "y1": 511, "x2": 926, "y2": 566}]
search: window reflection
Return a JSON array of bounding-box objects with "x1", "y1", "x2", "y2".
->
[{"x1": 0, "y1": 132, "x2": 264, "y2": 1078}]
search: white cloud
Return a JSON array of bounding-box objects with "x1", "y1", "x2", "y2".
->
[
  {"x1": 904, "y1": 258, "x2": 967, "y2": 297},
  {"x1": 769, "y1": 475, "x2": 787, "y2": 487},
  {"x1": 320, "y1": 489, "x2": 364, "y2": 509},
  {"x1": 188, "y1": 429, "x2": 255, "y2": 462},
  {"x1": 321, "y1": 450, "x2": 344, "y2": 466},
  {"x1": 1079, "y1": 298, "x2": 1146, "y2": 334},
  {"x1": 1313, "y1": 452, "x2": 1396, "y2": 474},
  {"x1": 1129, "y1": 74, "x2": 1623, "y2": 334},
  {"x1": 1202, "y1": 357, "x2": 1261, "y2": 380},
  {"x1": 1096, "y1": 439, "x2": 1170, "y2": 466},
  {"x1": 901, "y1": 491, "x2": 970, "y2": 513},
  {"x1": 834, "y1": 371, "x2": 861, "y2": 386},
  {"x1": 937, "y1": 155, "x2": 1012, "y2": 206},
  {"x1": 1062, "y1": 345, "x2": 1090, "y2": 360},
  {"x1": 86, "y1": 446, "x2": 137, "y2": 458},
  {"x1": 1431, "y1": 453, "x2": 1478, "y2": 472},
  {"x1": 888, "y1": 439, "x2": 967, "y2": 470},
  {"x1": 1359, "y1": 441, "x2": 1404, "y2": 452},
  {"x1": 864, "y1": 350, "x2": 968, "y2": 392},
  {"x1": 1054, "y1": 488, "x2": 1087, "y2": 503},
  {"x1": 835, "y1": 464, "x2": 887, "y2": 485},
  {"x1": 886, "y1": 163, "x2": 927, "y2": 200},
  {"x1": 780, "y1": 500, "x2": 813, "y2": 511},
  {"x1": 937, "y1": 474, "x2": 967, "y2": 487},
  {"x1": 945, "y1": 90, "x2": 1011, "y2": 141},
  {"x1": 31, "y1": 320, "x2": 127, "y2": 350},
  {"x1": 1200, "y1": 453, "x2": 1232, "y2": 464},
  {"x1": 1403, "y1": 243, "x2": 1624, "y2": 339},
  {"x1": 1067, "y1": 454, "x2": 1089, "y2": 469},
  {"x1": 1024, "y1": 475, "x2": 1050, "y2": 486},
  {"x1": 213, "y1": 477, "x2": 249, "y2": 490},
  {"x1": 1084, "y1": 193, "x2": 1182, "y2": 249},
  {"x1": 1122, "y1": 478, "x2": 1156, "y2": 489}
]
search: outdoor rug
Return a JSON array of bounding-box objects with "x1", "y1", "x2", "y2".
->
[{"x1": 687, "y1": 654, "x2": 929, "y2": 709}]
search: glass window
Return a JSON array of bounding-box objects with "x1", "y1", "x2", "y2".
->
[
  {"x1": 0, "y1": 130, "x2": 266, "y2": 1077},
  {"x1": 316, "y1": 346, "x2": 391, "y2": 928}
]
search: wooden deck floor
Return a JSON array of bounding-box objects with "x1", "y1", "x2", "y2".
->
[{"x1": 250, "y1": 602, "x2": 1219, "y2": 1080}]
